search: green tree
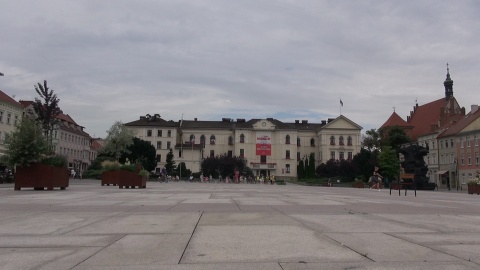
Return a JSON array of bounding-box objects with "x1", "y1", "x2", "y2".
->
[
  {"x1": 382, "y1": 126, "x2": 411, "y2": 153},
  {"x1": 352, "y1": 148, "x2": 377, "y2": 181},
  {"x1": 307, "y1": 152, "x2": 316, "y2": 178},
  {"x1": 379, "y1": 146, "x2": 400, "y2": 180},
  {"x1": 165, "y1": 148, "x2": 176, "y2": 174},
  {"x1": 297, "y1": 159, "x2": 305, "y2": 180},
  {"x1": 200, "y1": 155, "x2": 249, "y2": 178},
  {"x1": 32, "y1": 80, "x2": 61, "y2": 144},
  {"x1": 119, "y1": 138, "x2": 156, "y2": 171},
  {"x1": 100, "y1": 121, "x2": 136, "y2": 160},
  {"x1": 176, "y1": 162, "x2": 191, "y2": 178},
  {"x1": 1, "y1": 118, "x2": 50, "y2": 167},
  {"x1": 362, "y1": 129, "x2": 381, "y2": 151}
]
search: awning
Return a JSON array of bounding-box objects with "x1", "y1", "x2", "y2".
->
[{"x1": 436, "y1": 170, "x2": 449, "y2": 175}]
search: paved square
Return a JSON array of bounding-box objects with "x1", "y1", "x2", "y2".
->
[{"x1": 1, "y1": 180, "x2": 479, "y2": 269}]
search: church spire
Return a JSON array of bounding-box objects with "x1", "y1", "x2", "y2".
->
[{"x1": 444, "y1": 63, "x2": 454, "y2": 100}]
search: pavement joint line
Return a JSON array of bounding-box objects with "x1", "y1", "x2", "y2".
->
[
  {"x1": 277, "y1": 261, "x2": 285, "y2": 270},
  {"x1": 178, "y1": 211, "x2": 204, "y2": 264},
  {"x1": 69, "y1": 233, "x2": 128, "y2": 270},
  {"x1": 384, "y1": 232, "x2": 480, "y2": 266}
]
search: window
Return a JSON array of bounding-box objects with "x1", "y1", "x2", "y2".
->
[
  {"x1": 445, "y1": 140, "x2": 448, "y2": 148},
  {"x1": 0, "y1": 111, "x2": 3, "y2": 122},
  {"x1": 310, "y1": 138, "x2": 315, "y2": 147},
  {"x1": 179, "y1": 149, "x2": 182, "y2": 157},
  {"x1": 147, "y1": 130, "x2": 152, "y2": 137},
  {"x1": 467, "y1": 136, "x2": 471, "y2": 147},
  {"x1": 286, "y1": 150, "x2": 290, "y2": 159},
  {"x1": 432, "y1": 141, "x2": 435, "y2": 149},
  {"x1": 228, "y1": 150, "x2": 233, "y2": 157},
  {"x1": 240, "y1": 149, "x2": 244, "y2": 158},
  {"x1": 297, "y1": 138, "x2": 301, "y2": 146},
  {"x1": 330, "y1": 136, "x2": 335, "y2": 145},
  {"x1": 339, "y1": 136, "x2": 344, "y2": 145},
  {"x1": 330, "y1": 151, "x2": 335, "y2": 160},
  {"x1": 461, "y1": 154, "x2": 464, "y2": 165},
  {"x1": 285, "y1": 135, "x2": 290, "y2": 144},
  {"x1": 228, "y1": 136, "x2": 233, "y2": 145},
  {"x1": 157, "y1": 130, "x2": 162, "y2": 137},
  {"x1": 347, "y1": 136, "x2": 352, "y2": 146},
  {"x1": 14, "y1": 115, "x2": 19, "y2": 125},
  {"x1": 260, "y1": 155, "x2": 267, "y2": 163},
  {"x1": 7, "y1": 113, "x2": 11, "y2": 124},
  {"x1": 297, "y1": 152, "x2": 300, "y2": 161},
  {"x1": 210, "y1": 135, "x2": 216, "y2": 145},
  {"x1": 190, "y1": 134, "x2": 195, "y2": 143},
  {"x1": 425, "y1": 142, "x2": 429, "y2": 149},
  {"x1": 156, "y1": 154, "x2": 161, "y2": 162},
  {"x1": 210, "y1": 150, "x2": 215, "y2": 157},
  {"x1": 476, "y1": 152, "x2": 479, "y2": 164},
  {"x1": 475, "y1": 135, "x2": 478, "y2": 146},
  {"x1": 348, "y1": 152, "x2": 353, "y2": 160},
  {"x1": 441, "y1": 155, "x2": 444, "y2": 164},
  {"x1": 167, "y1": 141, "x2": 171, "y2": 149},
  {"x1": 450, "y1": 139, "x2": 454, "y2": 147},
  {"x1": 468, "y1": 154, "x2": 471, "y2": 165},
  {"x1": 156, "y1": 141, "x2": 162, "y2": 150},
  {"x1": 286, "y1": 164, "x2": 290, "y2": 173},
  {"x1": 461, "y1": 138, "x2": 464, "y2": 148},
  {"x1": 451, "y1": 153, "x2": 454, "y2": 163},
  {"x1": 167, "y1": 130, "x2": 171, "y2": 137},
  {"x1": 339, "y1": 151, "x2": 344, "y2": 160},
  {"x1": 433, "y1": 154, "x2": 436, "y2": 164},
  {"x1": 240, "y1": 134, "x2": 245, "y2": 143},
  {"x1": 200, "y1": 135, "x2": 206, "y2": 146}
]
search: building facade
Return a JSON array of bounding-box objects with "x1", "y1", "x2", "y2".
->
[
  {"x1": 0, "y1": 90, "x2": 24, "y2": 156},
  {"x1": 125, "y1": 114, "x2": 362, "y2": 179}
]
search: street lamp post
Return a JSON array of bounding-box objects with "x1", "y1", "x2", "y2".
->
[
  {"x1": 304, "y1": 155, "x2": 307, "y2": 181},
  {"x1": 0, "y1": 72, "x2": 4, "y2": 76}
]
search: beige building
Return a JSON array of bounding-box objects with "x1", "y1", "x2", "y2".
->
[
  {"x1": 125, "y1": 114, "x2": 362, "y2": 179},
  {"x1": 0, "y1": 90, "x2": 24, "y2": 156}
]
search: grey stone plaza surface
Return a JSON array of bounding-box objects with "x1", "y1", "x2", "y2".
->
[{"x1": 1, "y1": 180, "x2": 480, "y2": 270}]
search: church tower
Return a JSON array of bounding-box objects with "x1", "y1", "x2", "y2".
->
[{"x1": 444, "y1": 63, "x2": 453, "y2": 100}]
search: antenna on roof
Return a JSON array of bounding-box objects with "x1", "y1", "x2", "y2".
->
[{"x1": 393, "y1": 107, "x2": 395, "y2": 112}]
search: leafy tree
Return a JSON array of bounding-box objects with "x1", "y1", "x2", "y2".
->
[
  {"x1": 100, "y1": 121, "x2": 136, "y2": 160},
  {"x1": 362, "y1": 129, "x2": 381, "y2": 151},
  {"x1": 352, "y1": 148, "x2": 377, "y2": 181},
  {"x1": 165, "y1": 148, "x2": 176, "y2": 174},
  {"x1": 307, "y1": 152, "x2": 316, "y2": 178},
  {"x1": 379, "y1": 146, "x2": 400, "y2": 180},
  {"x1": 32, "y1": 80, "x2": 61, "y2": 144},
  {"x1": 382, "y1": 126, "x2": 411, "y2": 153},
  {"x1": 176, "y1": 162, "x2": 191, "y2": 178},
  {"x1": 1, "y1": 118, "x2": 50, "y2": 167},
  {"x1": 119, "y1": 138, "x2": 156, "y2": 171},
  {"x1": 297, "y1": 159, "x2": 306, "y2": 180},
  {"x1": 200, "y1": 155, "x2": 249, "y2": 178}
]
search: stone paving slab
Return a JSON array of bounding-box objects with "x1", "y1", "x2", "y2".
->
[{"x1": 0, "y1": 180, "x2": 480, "y2": 269}]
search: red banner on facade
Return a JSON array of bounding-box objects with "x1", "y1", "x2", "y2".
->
[
  {"x1": 256, "y1": 132, "x2": 272, "y2": 156},
  {"x1": 256, "y1": 144, "x2": 271, "y2": 156}
]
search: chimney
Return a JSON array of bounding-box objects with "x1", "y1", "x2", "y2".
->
[
  {"x1": 295, "y1": 120, "x2": 299, "y2": 124},
  {"x1": 471, "y1": 105, "x2": 479, "y2": 113},
  {"x1": 321, "y1": 120, "x2": 326, "y2": 125},
  {"x1": 301, "y1": 120, "x2": 308, "y2": 124},
  {"x1": 194, "y1": 118, "x2": 197, "y2": 121}
]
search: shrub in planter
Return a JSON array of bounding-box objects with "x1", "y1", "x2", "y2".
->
[
  {"x1": 1, "y1": 118, "x2": 68, "y2": 191},
  {"x1": 467, "y1": 181, "x2": 480, "y2": 195}
]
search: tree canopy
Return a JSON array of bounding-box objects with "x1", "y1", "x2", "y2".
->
[
  {"x1": 1, "y1": 118, "x2": 50, "y2": 167},
  {"x1": 119, "y1": 137, "x2": 156, "y2": 171},
  {"x1": 100, "y1": 121, "x2": 136, "y2": 160},
  {"x1": 32, "y1": 80, "x2": 61, "y2": 142}
]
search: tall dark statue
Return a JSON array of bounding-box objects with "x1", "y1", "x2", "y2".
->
[{"x1": 398, "y1": 143, "x2": 435, "y2": 190}]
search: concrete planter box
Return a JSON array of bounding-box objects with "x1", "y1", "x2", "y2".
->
[
  {"x1": 352, "y1": 182, "x2": 365, "y2": 188},
  {"x1": 102, "y1": 170, "x2": 146, "y2": 189},
  {"x1": 467, "y1": 184, "x2": 480, "y2": 195},
  {"x1": 101, "y1": 170, "x2": 120, "y2": 186},
  {"x1": 14, "y1": 163, "x2": 69, "y2": 191}
]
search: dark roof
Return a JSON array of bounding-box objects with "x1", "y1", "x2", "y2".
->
[
  {"x1": 437, "y1": 108, "x2": 480, "y2": 138},
  {"x1": 125, "y1": 116, "x2": 179, "y2": 127},
  {"x1": 380, "y1": 111, "x2": 412, "y2": 129},
  {"x1": 0, "y1": 90, "x2": 23, "y2": 107}
]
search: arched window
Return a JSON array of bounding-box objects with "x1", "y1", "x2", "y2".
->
[
  {"x1": 190, "y1": 134, "x2": 195, "y2": 143},
  {"x1": 339, "y1": 136, "x2": 344, "y2": 145},
  {"x1": 200, "y1": 135, "x2": 206, "y2": 146},
  {"x1": 228, "y1": 136, "x2": 233, "y2": 145},
  {"x1": 285, "y1": 135, "x2": 290, "y2": 144},
  {"x1": 310, "y1": 138, "x2": 315, "y2": 146},
  {"x1": 330, "y1": 136, "x2": 335, "y2": 145},
  {"x1": 240, "y1": 134, "x2": 245, "y2": 143},
  {"x1": 297, "y1": 138, "x2": 301, "y2": 146},
  {"x1": 210, "y1": 135, "x2": 216, "y2": 145},
  {"x1": 347, "y1": 136, "x2": 352, "y2": 146}
]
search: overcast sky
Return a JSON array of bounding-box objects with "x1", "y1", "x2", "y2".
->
[{"x1": 1, "y1": 0, "x2": 479, "y2": 138}]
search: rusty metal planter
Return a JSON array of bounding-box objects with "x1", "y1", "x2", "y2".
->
[
  {"x1": 14, "y1": 163, "x2": 69, "y2": 191},
  {"x1": 101, "y1": 170, "x2": 120, "y2": 186}
]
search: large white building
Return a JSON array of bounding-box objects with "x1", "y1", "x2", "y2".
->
[
  {"x1": 0, "y1": 90, "x2": 24, "y2": 156},
  {"x1": 125, "y1": 114, "x2": 362, "y2": 179}
]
